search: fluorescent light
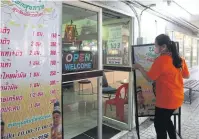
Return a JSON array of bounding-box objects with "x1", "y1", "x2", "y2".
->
[
  {"x1": 174, "y1": 0, "x2": 199, "y2": 15},
  {"x1": 156, "y1": 2, "x2": 190, "y2": 20}
]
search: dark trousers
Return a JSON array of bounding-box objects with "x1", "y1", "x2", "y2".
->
[{"x1": 154, "y1": 107, "x2": 177, "y2": 139}]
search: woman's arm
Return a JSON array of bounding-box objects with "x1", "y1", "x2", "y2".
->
[
  {"x1": 133, "y1": 57, "x2": 164, "y2": 82},
  {"x1": 138, "y1": 67, "x2": 152, "y2": 82},
  {"x1": 133, "y1": 63, "x2": 152, "y2": 82}
]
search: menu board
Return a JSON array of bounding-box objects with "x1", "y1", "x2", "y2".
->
[
  {"x1": 133, "y1": 44, "x2": 179, "y2": 116},
  {"x1": 133, "y1": 44, "x2": 158, "y2": 116},
  {"x1": 1, "y1": 1, "x2": 62, "y2": 139}
]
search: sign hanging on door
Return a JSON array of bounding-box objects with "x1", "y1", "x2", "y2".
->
[{"x1": 62, "y1": 51, "x2": 93, "y2": 73}]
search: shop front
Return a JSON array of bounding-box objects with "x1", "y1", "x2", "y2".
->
[
  {"x1": 1, "y1": 1, "x2": 135, "y2": 139},
  {"x1": 61, "y1": 1, "x2": 135, "y2": 138}
]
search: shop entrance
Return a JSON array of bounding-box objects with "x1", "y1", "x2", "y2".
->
[
  {"x1": 61, "y1": 2, "x2": 102, "y2": 139},
  {"x1": 61, "y1": 1, "x2": 121, "y2": 139}
]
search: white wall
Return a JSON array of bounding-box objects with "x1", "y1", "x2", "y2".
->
[
  {"x1": 88, "y1": 1, "x2": 196, "y2": 44},
  {"x1": 138, "y1": 8, "x2": 167, "y2": 43}
]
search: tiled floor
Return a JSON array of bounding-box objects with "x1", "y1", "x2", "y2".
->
[
  {"x1": 124, "y1": 67, "x2": 199, "y2": 139},
  {"x1": 63, "y1": 82, "x2": 126, "y2": 139},
  {"x1": 63, "y1": 88, "x2": 98, "y2": 139}
]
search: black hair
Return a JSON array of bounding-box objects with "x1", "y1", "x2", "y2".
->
[
  {"x1": 52, "y1": 111, "x2": 61, "y2": 115},
  {"x1": 155, "y1": 34, "x2": 182, "y2": 68}
]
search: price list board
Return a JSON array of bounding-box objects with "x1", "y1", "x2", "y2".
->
[{"x1": 1, "y1": 1, "x2": 62, "y2": 139}]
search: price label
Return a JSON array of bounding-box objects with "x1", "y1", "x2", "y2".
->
[
  {"x1": 107, "y1": 26, "x2": 122, "y2": 51},
  {"x1": 108, "y1": 39, "x2": 122, "y2": 50}
]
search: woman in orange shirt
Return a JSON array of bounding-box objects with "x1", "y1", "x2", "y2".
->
[{"x1": 133, "y1": 34, "x2": 190, "y2": 139}]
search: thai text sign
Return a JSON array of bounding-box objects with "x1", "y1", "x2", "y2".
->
[
  {"x1": 107, "y1": 57, "x2": 122, "y2": 65},
  {"x1": 132, "y1": 44, "x2": 179, "y2": 116},
  {"x1": 133, "y1": 44, "x2": 158, "y2": 116},
  {"x1": 1, "y1": 1, "x2": 62, "y2": 139}
]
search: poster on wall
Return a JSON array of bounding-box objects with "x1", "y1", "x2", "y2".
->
[
  {"x1": 1, "y1": 1, "x2": 62, "y2": 139},
  {"x1": 132, "y1": 44, "x2": 179, "y2": 116}
]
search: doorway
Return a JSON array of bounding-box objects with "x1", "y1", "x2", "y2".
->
[{"x1": 61, "y1": 2, "x2": 102, "y2": 139}]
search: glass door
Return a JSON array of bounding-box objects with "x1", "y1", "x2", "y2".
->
[
  {"x1": 61, "y1": 1, "x2": 103, "y2": 139},
  {"x1": 102, "y1": 9, "x2": 134, "y2": 130}
]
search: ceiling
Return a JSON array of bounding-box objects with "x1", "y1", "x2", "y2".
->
[{"x1": 134, "y1": 0, "x2": 199, "y2": 28}]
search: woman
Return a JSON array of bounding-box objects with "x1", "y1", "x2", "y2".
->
[{"x1": 133, "y1": 34, "x2": 190, "y2": 139}]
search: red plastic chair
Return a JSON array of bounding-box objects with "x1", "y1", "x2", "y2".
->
[{"x1": 104, "y1": 83, "x2": 128, "y2": 122}]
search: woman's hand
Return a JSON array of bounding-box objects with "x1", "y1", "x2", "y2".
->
[
  {"x1": 132, "y1": 63, "x2": 152, "y2": 82},
  {"x1": 132, "y1": 63, "x2": 143, "y2": 70}
]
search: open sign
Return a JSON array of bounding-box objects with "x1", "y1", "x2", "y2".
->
[{"x1": 62, "y1": 51, "x2": 93, "y2": 73}]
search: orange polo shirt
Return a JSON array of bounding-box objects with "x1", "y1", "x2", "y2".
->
[{"x1": 147, "y1": 55, "x2": 189, "y2": 109}]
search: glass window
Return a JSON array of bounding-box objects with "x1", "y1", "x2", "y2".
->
[
  {"x1": 166, "y1": 30, "x2": 173, "y2": 40},
  {"x1": 173, "y1": 32, "x2": 184, "y2": 57},
  {"x1": 184, "y1": 35, "x2": 192, "y2": 68},
  {"x1": 62, "y1": 5, "x2": 98, "y2": 73},
  {"x1": 198, "y1": 40, "x2": 199, "y2": 66},
  {"x1": 102, "y1": 11, "x2": 131, "y2": 126},
  {"x1": 62, "y1": 4, "x2": 99, "y2": 138},
  {"x1": 103, "y1": 70, "x2": 129, "y2": 123},
  {"x1": 192, "y1": 38, "x2": 198, "y2": 67},
  {"x1": 103, "y1": 21, "x2": 130, "y2": 66}
]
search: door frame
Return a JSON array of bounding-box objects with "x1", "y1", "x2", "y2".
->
[
  {"x1": 102, "y1": 19, "x2": 134, "y2": 131},
  {"x1": 62, "y1": 1, "x2": 103, "y2": 139}
]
